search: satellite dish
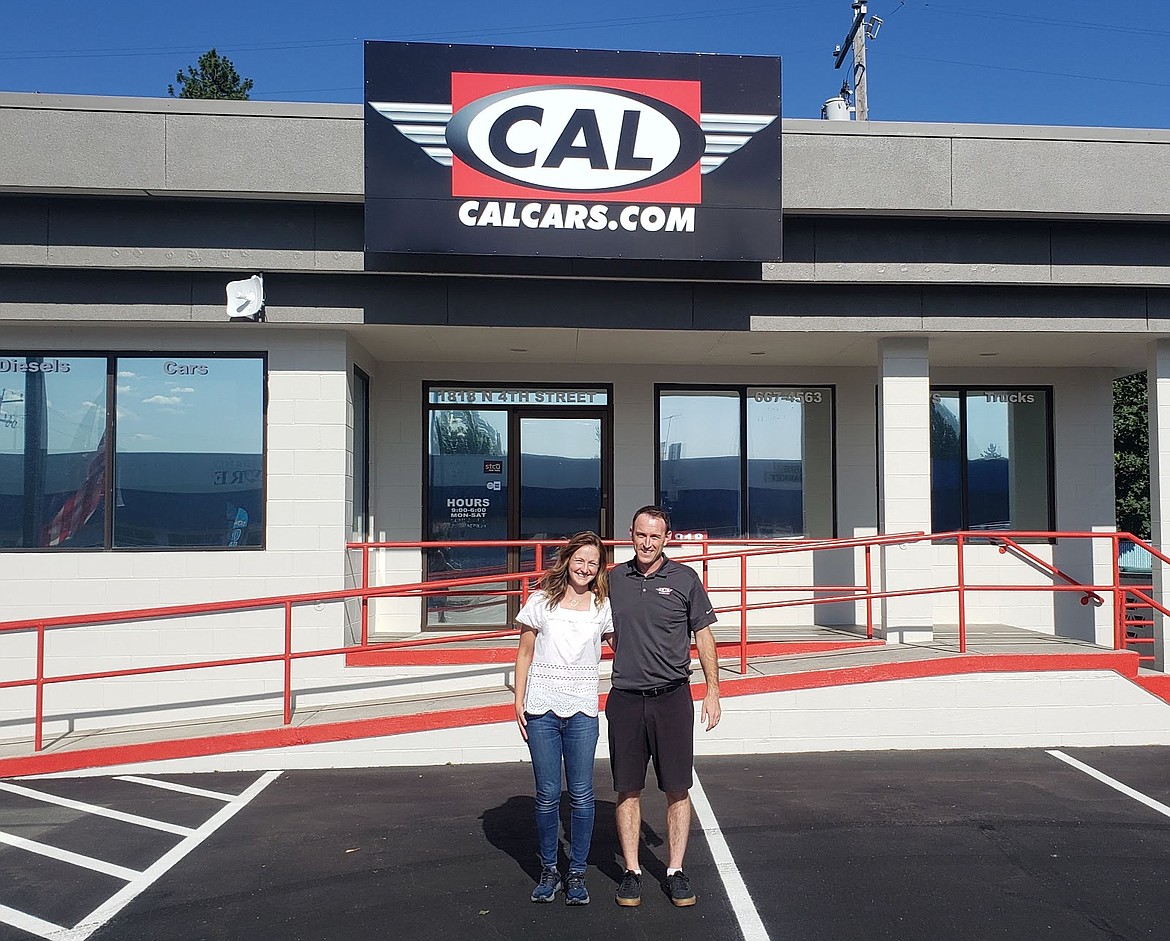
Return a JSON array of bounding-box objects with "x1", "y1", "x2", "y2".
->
[{"x1": 226, "y1": 274, "x2": 265, "y2": 322}]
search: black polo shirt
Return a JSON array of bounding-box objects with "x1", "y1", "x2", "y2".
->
[{"x1": 608, "y1": 556, "x2": 717, "y2": 691}]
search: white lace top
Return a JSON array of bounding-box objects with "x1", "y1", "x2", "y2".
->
[{"x1": 517, "y1": 590, "x2": 613, "y2": 718}]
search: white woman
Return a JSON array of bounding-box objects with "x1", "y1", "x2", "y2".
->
[{"x1": 513, "y1": 531, "x2": 613, "y2": 906}]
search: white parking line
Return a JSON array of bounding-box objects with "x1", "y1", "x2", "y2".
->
[
  {"x1": 690, "y1": 770, "x2": 771, "y2": 941},
  {"x1": 114, "y1": 775, "x2": 235, "y2": 802},
  {"x1": 1047, "y1": 749, "x2": 1170, "y2": 819},
  {"x1": 0, "y1": 902, "x2": 68, "y2": 940},
  {"x1": 0, "y1": 829, "x2": 141, "y2": 882},
  {"x1": 0, "y1": 781, "x2": 194, "y2": 836},
  {"x1": 0, "y1": 771, "x2": 281, "y2": 941},
  {"x1": 65, "y1": 771, "x2": 282, "y2": 941}
]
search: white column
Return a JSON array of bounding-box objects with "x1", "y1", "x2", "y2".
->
[
  {"x1": 878, "y1": 338, "x2": 934, "y2": 643},
  {"x1": 1091, "y1": 525, "x2": 1118, "y2": 649},
  {"x1": 1147, "y1": 341, "x2": 1170, "y2": 671}
]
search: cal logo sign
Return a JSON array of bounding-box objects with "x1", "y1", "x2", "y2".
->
[{"x1": 365, "y1": 42, "x2": 782, "y2": 262}]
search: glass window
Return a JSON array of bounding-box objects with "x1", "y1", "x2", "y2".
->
[
  {"x1": 748, "y1": 388, "x2": 834, "y2": 538},
  {"x1": 659, "y1": 391, "x2": 740, "y2": 538},
  {"x1": 658, "y1": 387, "x2": 835, "y2": 539},
  {"x1": 931, "y1": 388, "x2": 1052, "y2": 531},
  {"x1": 426, "y1": 408, "x2": 509, "y2": 625},
  {"x1": 0, "y1": 355, "x2": 107, "y2": 549},
  {"x1": 352, "y1": 367, "x2": 370, "y2": 541},
  {"x1": 930, "y1": 392, "x2": 963, "y2": 532},
  {"x1": 114, "y1": 357, "x2": 265, "y2": 548}
]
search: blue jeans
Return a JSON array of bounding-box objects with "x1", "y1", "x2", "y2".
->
[{"x1": 525, "y1": 710, "x2": 599, "y2": 872}]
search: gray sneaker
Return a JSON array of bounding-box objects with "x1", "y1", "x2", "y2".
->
[
  {"x1": 666, "y1": 870, "x2": 696, "y2": 907},
  {"x1": 531, "y1": 867, "x2": 561, "y2": 903},
  {"x1": 565, "y1": 871, "x2": 590, "y2": 905},
  {"x1": 615, "y1": 869, "x2": 642, "y2": 907}
]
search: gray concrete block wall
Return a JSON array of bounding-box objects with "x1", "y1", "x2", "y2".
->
[{"x1": 4, "y1": 94, "x2": 1170, "y2": 217}]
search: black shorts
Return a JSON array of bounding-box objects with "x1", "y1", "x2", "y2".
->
[{"x1": 605, "y1": 683, "x2": 694, "y2": 794}]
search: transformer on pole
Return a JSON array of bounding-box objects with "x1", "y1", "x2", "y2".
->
[{"x1": 826, "y1": 0, "x2": 883, "y2": 121}]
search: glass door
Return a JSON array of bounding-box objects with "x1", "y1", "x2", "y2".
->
[
  {"x1": 425, "y1": 408, "x2": 510, "y2": 627},
  {"x1": 423, "y1": 398, "x2": 611, "y2": 628},
  {"x1": 516, "y1": 413, "x2": 607, "y2": 579}
]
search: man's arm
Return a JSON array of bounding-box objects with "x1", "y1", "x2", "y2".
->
[{"x1": 694, "y1": 625, "x2": 721, "y2": 731}]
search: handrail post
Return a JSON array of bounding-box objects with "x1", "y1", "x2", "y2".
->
[
  {"x1": 35, "y1": 624, "x2": 45, "y2": 752},
  {"x1": 1112, "y1": 532, "x2": 1123, "y2": 651},
  {"x1": 526, "y1": 543, "x2": 542, "y2": 604},
  {"x1": 360, "y1": 544, "x2": 370, "y2": 647},
  {"x1": 957, "y1": 534, "x2": 967, "y2": 653},
  {"x1": 702, "y1": 538, "x2": 710, "y2": 593},
  {"x1": 864, "y1": 543, "x2": 874, "y2": 640},
  {"x1": 283, "y1": 602, "x2": 293, "y2": 725},
  {"x1": 740, "y1": 553, "x2": 748, "y2": 675}
]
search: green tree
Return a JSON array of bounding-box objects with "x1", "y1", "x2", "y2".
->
[
  {"x1": 1114, "y1": 372, "x2": 1150, "y2": 539},
  {"x1": 168, "y1": 49, "x2": 254, "y2": 100}
]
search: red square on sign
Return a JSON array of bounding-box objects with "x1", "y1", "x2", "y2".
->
[{"x1": 448, "y1": 72, "x2": 702, "y2": 204}]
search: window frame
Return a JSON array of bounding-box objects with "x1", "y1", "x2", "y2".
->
[
  {"x1": 420, "y1": 380, "x2": 615, "y2": 543},
  {"x1": 0, "y1": 350, "x2": 268, "y2": 552},
  {"x1": 654, "y1": 383, "x2": 838, "y2": 540},
  {"x1": 929, "y1": 384, "x2": 1056, "y2": 533}
]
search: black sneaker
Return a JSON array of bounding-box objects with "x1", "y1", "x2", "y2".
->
[
  {"x1": 666, "y1": 870, "x2": 696, "y2": 907},
  {"x1": 565, "y1": 871, "x2": 590, "y2": 906},
  {"x1": 615, "y1": 869, "x2": 642, "y2": 907},
  {"x1": 530, "y1": 867, "x2": 561, "y2": 903}
]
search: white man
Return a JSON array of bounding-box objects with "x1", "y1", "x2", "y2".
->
[{"x1": 604, "y1": 504, "x2": 720, "y2": 907}]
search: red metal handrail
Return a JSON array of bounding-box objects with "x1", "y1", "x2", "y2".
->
[{"x1": 0, "y1": 529, "x2": 1155, "y2": 755}]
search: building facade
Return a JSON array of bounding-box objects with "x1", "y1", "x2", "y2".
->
[{"x1": 2, "y1": 90, "x2": 1170, "y2": 737}]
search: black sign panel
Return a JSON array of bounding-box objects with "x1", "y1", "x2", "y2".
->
[{"x1": 365, "y1": 42, "x2": 781, "y2": 262}]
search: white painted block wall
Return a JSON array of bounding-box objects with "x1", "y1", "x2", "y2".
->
[{"x1": 0, "y1": 340, "x2": 1124, "y2": 741}]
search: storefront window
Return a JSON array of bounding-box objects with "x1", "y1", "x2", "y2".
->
[
  {"x1": 658, "y1": 386, "x2": 835, "y2": 539},
  {"x1": 0, "y1": 355, "x2": 107, "y2": 549},
  {"x1": 930, "y1": 388, "x2": 1052, "y2": 531},
  {"x1": 114, "y1": 357, "x2": 265, "y2": 548},
  {"x1": 659, "y1": 391, "x2": 740, "y2": 537},
  {"x1": 2, "y1": 352, "x2": 267, "y2": 550},
  {"x1": 427, "y1": 408, "x2": 509, "y2": 625},
  {"x1": 747, "y1": 388, "x2": 834, "y2": 538},
  {"x1": 930, "y1": 391, "x2": 963, "y2": 532}
]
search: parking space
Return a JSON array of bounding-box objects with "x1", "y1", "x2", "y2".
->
[
  {"x1": 0, "y1": 771, "x2": 279, "y2": 941},
  {"x1": 700, "y1": 748, "x2": 1170, "y2": 941},
  {"x1": 0, "y1": 749, "x2": 1167, "y2": 940}
]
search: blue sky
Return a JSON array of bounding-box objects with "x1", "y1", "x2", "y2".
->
[{"x1": 1, "y1": 1, "x2": 1166, "y2": 127}]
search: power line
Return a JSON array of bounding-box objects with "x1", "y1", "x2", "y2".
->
[
  {"x1": 0, "y1": 3, "x2": 818, "y2": 63},
  {"x1": 887, "y1": 51, "x2": 1170, "y2": 90},
  {"x1": 888, "y1": 2, "x2": 1170, "y2": 39}
]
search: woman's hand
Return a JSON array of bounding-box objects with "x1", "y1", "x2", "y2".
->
[
  {"x1": 514, "y1": 626, "x2": 536, "y2": 741},
  {"x1": 515, "y1": 699, "x2": 528, "y2": 740}
]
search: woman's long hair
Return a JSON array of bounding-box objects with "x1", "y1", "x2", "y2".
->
[{"x1": 539, "y1": 531, "x2": 609, "y2": 608}]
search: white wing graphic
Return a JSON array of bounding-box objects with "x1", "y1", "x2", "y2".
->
[
  {"x1": 698, "y1": 112, "x2": 777, "y2": 175},
  {"x1": 369, "y1": 101, "x2": 454, "y2": 166}
]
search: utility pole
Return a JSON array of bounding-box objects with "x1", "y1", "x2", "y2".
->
[
  {"x1": 852, "y1": 1, "x2": 869, "y2": 121},
  {"x1": 832, "y1": 0, "x2": 882, "y2": 121}
]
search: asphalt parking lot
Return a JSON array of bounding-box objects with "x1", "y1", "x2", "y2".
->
[{"x1": 1, "y1": 747, "x2": 1168, "y2": 940}]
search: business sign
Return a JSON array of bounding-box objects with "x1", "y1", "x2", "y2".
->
[
  {"x1": 365, "y1": 42, "x2": 781, "y2": 261},
  {"x1": 428, "y1": 386, "x2": 608, "y2": 405}
]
